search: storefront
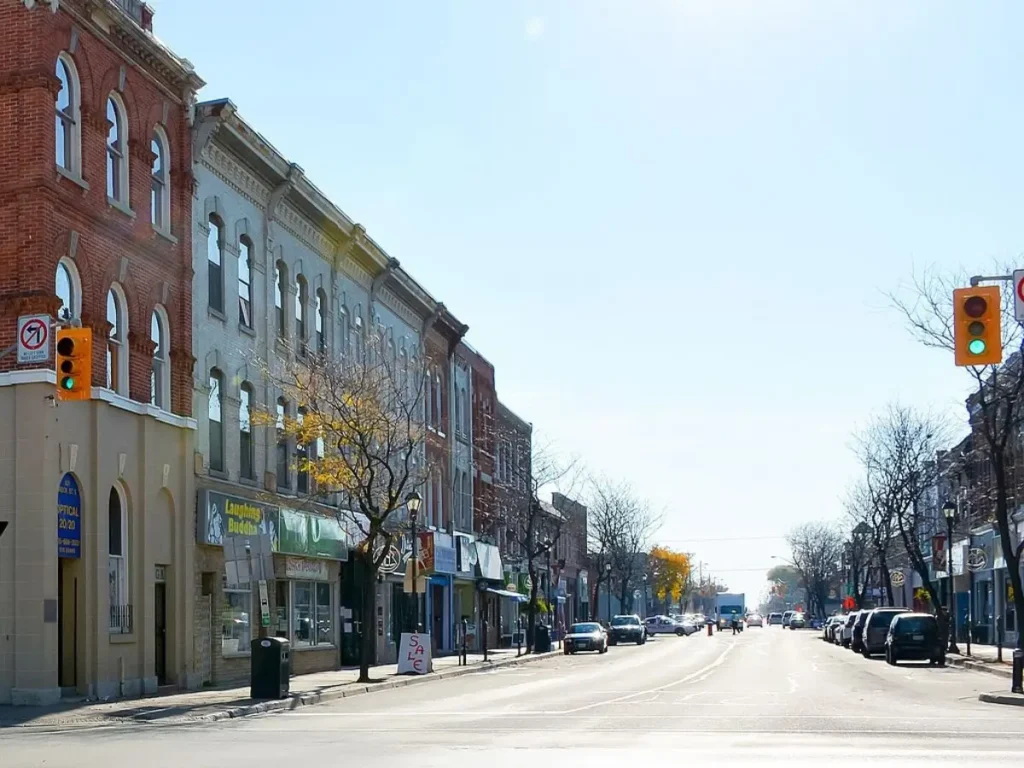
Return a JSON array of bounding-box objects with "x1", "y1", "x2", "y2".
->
[
  {"x1": 195, "y1": 488, "x2": 349, "y2": 684},
  {"x1": 429, "y1": 534, "x2": 458, "y2": 654}
]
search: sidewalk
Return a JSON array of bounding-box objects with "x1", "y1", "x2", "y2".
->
[
  {"x1": 0, "y1": 647, "x2": 554, "y2": 729},
  {"x1": 947, "y1": 642, "x2": 1013, "y2": 678}
]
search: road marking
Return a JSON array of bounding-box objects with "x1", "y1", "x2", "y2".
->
[{"x1": 787, "y1": 676, "x2": 799, "y2": 693}]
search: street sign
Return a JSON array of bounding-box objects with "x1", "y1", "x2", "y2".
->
[
  {"x1": 967, "y1": 547, "x2": 988, "y2": 572},
  {"x1": 890, "y1": 571, "x2": 906, "y2": 587},
  {"x1": 17, "y1": 314, "x2": 50, "y2": 364},
  {"x1": 1014, "y1": 270, "x2": 1024, "y2": 322}
]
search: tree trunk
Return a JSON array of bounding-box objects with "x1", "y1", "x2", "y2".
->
[
  {"x1": 619, "y1": 579, "x2": 629, "y2": 615},
  {"x1": 991, "y1": 449, "x2": 1024, "y2": 650},
  {"x1": 358, "y1": 552, "x2": 378, "y2": 683}
]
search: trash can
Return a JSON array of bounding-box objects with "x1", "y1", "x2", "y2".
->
[
  {"x1": 534, "y1": 624, "x2": 552, "y2": 653},
  {"x1": 250, "y1": 636, "x2": 290, "y2": 699}
]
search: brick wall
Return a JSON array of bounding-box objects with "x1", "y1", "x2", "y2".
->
[{"x1": 0, "y1": 0, "x2": 198, "y2": 415}]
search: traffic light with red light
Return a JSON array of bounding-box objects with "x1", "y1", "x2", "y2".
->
[
  {"x1": 953, "y1": 286, "x2": 1002, "y2": 366},
  {"x1": 55, "y1": 327, "x2": 92, "y2": 401}
]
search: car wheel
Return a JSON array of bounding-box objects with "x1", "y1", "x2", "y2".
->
[
  {"x1": 600, "y1": 644, "x2": 607, "y2": 654},
  {"x1": 862, "y1": 648, "x2": 871, "y2": 658},
  {"x1": 937, "y1": 657, "x2": 946, "y2": 667},
  {"x1": 676, "y1": 628, "x2": 685, "y2": 636}
]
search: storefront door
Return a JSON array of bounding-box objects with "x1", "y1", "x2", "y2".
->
[{"x1": 154, "y1": 582, "x2": 167, "y2": 685}]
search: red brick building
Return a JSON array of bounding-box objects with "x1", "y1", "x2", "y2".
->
[{"x1": 0, "y1": 0, "x2": 202, "y2": 704}]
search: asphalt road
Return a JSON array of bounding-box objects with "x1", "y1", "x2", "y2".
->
[{"x1": 6, "y1": 626, "x2": 1024, "y2": 766}]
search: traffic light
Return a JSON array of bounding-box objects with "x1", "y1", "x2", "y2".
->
[
  {"x1": 55, "y1": 327, "x2": 92, "y2": 401},
  {"x1": 953, "y1": 286, "x2": 1002, "y2": 367}
]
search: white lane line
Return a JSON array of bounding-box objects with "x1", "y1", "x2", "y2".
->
[{"x1": 787, "y1": 676, "x2": 799, "y2": 693}]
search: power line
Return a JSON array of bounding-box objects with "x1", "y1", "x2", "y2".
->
[{"x1": 657, "y1": 535, "x2": 787, "y2": 543}]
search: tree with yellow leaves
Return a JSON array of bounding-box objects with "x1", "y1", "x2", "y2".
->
[
  {"x1": 258, "y1": 332, "x2": 434, "y2": 682},
  {"x1": 647, "y1": 546, "x2": 691, "y2": 615}
]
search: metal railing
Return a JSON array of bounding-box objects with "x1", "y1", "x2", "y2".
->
[{"x1": 110, "y1": 603, "x2": 133, "y2": 634}]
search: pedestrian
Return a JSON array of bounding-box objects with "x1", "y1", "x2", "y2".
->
[{"x1": 731, "y1": 612, "x2": 739, "y2": 635}]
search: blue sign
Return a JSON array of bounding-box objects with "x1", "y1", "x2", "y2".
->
[
  {"x1": 434, "y1": 544, "x2": 457, "y2": 575},
  {"x1": 57, "y1": 473, "x2": 81, "y2": 558}
]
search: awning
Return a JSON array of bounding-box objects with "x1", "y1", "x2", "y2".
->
[{"x1": 487, "y1": 588, "x2": 528, "y2": 602}]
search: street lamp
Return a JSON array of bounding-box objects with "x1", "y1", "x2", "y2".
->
[
  {"x1": 642, "y1": 573, "x2": 648, "y2": 616},
  {"x1": 605, "y1": 562, "x2": 612, "y2": 625},
  {"x1": 543, "y1": 537, "x2": 553, "y2": 631},
  {"x1": 406, "y1": 491, "x2": 422, "y2": 633},
  {"x1": 942, "y1": 500, "x2": 960, "y2": 655}
]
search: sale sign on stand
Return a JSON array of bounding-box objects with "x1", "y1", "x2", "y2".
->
[{"x1": 397, "y1": 632, "x2": 432, "y2": 675}]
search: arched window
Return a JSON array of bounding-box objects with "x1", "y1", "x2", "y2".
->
[
  {"x1": 295, "y1": 275, "x2": 308, "y2": 350},
  {"x1": 239, "y1": 382, "x2": 254, "y2": 480},
  {"x1": 208, "y1": 369, "x2": 224, "y2": 472},
  {"x1": 207, "y1": 215, "x2": 224, "y2": 313},
  {"x1": 238, "y1": 236, "x2": 253, "y2": 328},
  {"x1": 315, "y1": 289, "x2": 327, "y2": 354},
  {"x1": 296, "y1": 406, "x2": 308, "y2": 494},
  {"x1": 150, "y1": 127, "x2": 170, "y2": 230},
  {"x1": 106, "y1": 284, "x2": 128, "y2": 395},
  {"x1": 56, "y1": 258, "x2": 81, "y2": 321},
  {"x1": 276, "y1": 397, "x2": 289, "y2": 489},
  {"x1": 55, "y1": 54, "x2": 81, "y2": 174},
  {"x1": 105, "y1": 95, "x2": 128, "y2": 204},
  {"x1": 338, "y1": 306, "x2": 350, "y2": 358},
  {"x1": 108, "y1": 485, "x2": 130, "y2": 633},
  {"x1": 150, "y1": 307, "x2": 169, "y2": 409},
  {"x1": 275, "y1": 261, "x2": 288, "y2": 339}
]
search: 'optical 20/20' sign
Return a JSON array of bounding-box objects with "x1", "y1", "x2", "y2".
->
[{"x1": 58, "y1": 473, "x2": 81, "y2": 558}]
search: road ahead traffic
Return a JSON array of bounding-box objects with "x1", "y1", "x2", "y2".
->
[{"x1": 5, "y1": 626, "x2": 1022, "y2": 766}]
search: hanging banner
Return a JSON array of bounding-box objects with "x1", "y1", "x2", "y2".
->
[
  {"x1": 931, "y1": 534, "x2": 947, "y2": 572},
  {"x1": 57, "y1": 473, "x2": 81, "y2": 558}
]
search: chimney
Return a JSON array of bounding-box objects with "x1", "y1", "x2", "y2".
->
[{"x1": 141, "y1": 2, "x2": 154, "y2": 31}]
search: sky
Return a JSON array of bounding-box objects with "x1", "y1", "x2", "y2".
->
[{"x1": 151, "y1": 0, "x2": 1024, "y2": 600}]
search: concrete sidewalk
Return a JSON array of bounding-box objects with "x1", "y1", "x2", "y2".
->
[
  {"x1": 0, "y1": 647, "x2": 555, "y2": 729},
  {"x1": 947, "y1": 642, "x2": 1014, "y2": 678}
]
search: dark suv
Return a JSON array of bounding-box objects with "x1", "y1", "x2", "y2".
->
[
  {"x1": 861, "y1": 608, "x2": 909, "y2": 656},
  {"x1": 886, "y1": 613, "x2": 944, "y2": 666},
  {"x1": 851, "y1": 610, "x2": 870, "y2": 653},
  {"x1": 608, "y1": 615, "x2": 647, "y2": 646}
]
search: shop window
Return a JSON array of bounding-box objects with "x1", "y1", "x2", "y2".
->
[
  {"x1": 284, "y1": 580, "x2": 333, "y2": 647},
  {"x1": 222, "y1": 576, "x2": 251, "y2": 655},
  {"x1": 316, "y1": 583, "x2": 332, "y2": 644}
]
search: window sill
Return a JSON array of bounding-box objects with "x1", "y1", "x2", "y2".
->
[
  {"x1": 209, "y1": 468, "x2": 229, "y2": 480},
  {"x1": 154, "y1": 226, "x2": 178, "y2": 245},
  {"x1": 208, "y1": 307, "x2": 227, "y2": 323},
  {"x1": 239, "y1": 323, "x2": 256, "y2": 338},
  {"x1": 107, "y1": 197, "x2": 136, "y2": 219},
  {"x1": 56, "y1": 165, "x2": 89, "y2": 191},
  {"x1": 274, "y1": 338, "x2": 289, "y2": 356},
  {"x1": 292, "y1": 644, "x2": 336, "y2": 653},
  {"x1": 109, "y1": 633, "x2": 136, "y2": 644},
  {"x1": 222, "y1": 651, "x2": 251, "y2": 659},
  {"x1": 239, "y1": 476, "x2": 259, "y2": 487}
]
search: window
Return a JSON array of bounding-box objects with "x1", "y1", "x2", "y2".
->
[
  {"x1": 222, "y1": 576, "x2": 250, "y2": 655},
  {"x1": 454, "y1": 387, "x2": 464, "y2": 435},
  {"x1": 295, "y1": 275, "x2": 308, "y2": 351},
  {"x1": 275, "y1": 261, "x2": 287, "y2": 339},
  {"x1": 288, "y1": 581, "x2": 333, "y2": 648},
  {"x1": 276, "y1": 397, "x2": 289, "y2": 489},
  {"x1": 108, "y1": 486, "x2": 130, "y2": 633},
  {"x1": 208, "y1": 216, "x2": 224, "y2": 313},
  {"x1": 106, "y1": 285, "x2": 128, "y2": 395},
  {"x1": 434, "y1": 371, "x2": 443, "y2": 429},
  {"x1": 238, "y1": 237, "x2": 253, "y2": 328},
  {"x1": 150, "y1": 307, "x2": 169, "y2": 409},
  {"x1": 209, "y1": 369, "x2": 224, "y2": 473},
  {"x1": 150, "y1": 127, "x2": 170, "y2": 230},
  {"x1": 239, "y1": 382, "x2": 254, "y2": 480},
  {"x1": 316, "y1": 289, "x2": 327, "y2": 354},
  {"x1": 296, "y1": 407, "x2": 308, "y2": 494},
  {"x1": 105, "y1": 95, "x2": 128, "y2": 203},
  {"x1": 55, "y1": 54, "x2": 81, "y2": 174},
  {"x1": 55, "y1": 258, "x2": 80, "y2": 321}
]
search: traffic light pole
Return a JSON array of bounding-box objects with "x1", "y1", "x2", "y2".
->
[{"x1": 969, "y1": 274, "x2": 1013, "y2": 287}]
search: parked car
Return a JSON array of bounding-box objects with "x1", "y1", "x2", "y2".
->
[
  {"x1": 823, "y1": 615, "x2": 844, "y2": 641},
  {"x1": 782, "y1": 610, "x2": 794, "y2": 627},
  {"x1": 564, "y1": 622, "x2": 608, "y2": 655},
  {"x1": 746, "y1": 613, "x2": 764, "y2": 628},
  {"x1": 768, "y1": 612, "x2": 783, "y2": 626},
  {"x1": 861, "y1": 607, "x2": 909, "y2": 656},
  {"x1": 646, "y1": 615, "x2": 691, "y2": 636},
  {"x1": 809, "y1": 617, "x2": 824, "y2": 630},
  {"x1": 671, "y1": 615, "x2": 702, "y2": 635},
  {"x1": 608, "y1": 615, "x2": 647, "y2": 645},
  {"x1": 886, "y1": 613, "x2": 944, "y2": 666},
  {"x1": 851, "y1": 610, "x2": 871, "y2": 653},
  {"x1": 788, "y1": 612, "x2": 807, "y2": 629},
  {"x1": 839, "y1": 611, "x2": 858, "y2": 647}
]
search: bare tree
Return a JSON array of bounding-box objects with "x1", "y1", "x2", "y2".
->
[
  {"x1": 854, "y1": 404, "x2": 950, "y2": 643},
  {"x1": 843, "y1": 480, "x2": 891, "y2": 606},
  {"x1": 891, "y1": 265, "x2": 1024, "y2": 649},
  {"x1": 587, "y1": 478, "x2": 628, "y2": 620},
  {"x1": 786, "y1": 522, "x2": 844, "y2": 618},
  {"x1": 259, "y1": 333, "x2": 430, "y2": 682}
]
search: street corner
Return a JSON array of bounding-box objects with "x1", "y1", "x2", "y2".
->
[{"x1": 978, "y1": 691, "x2": 1024, "y2": 707}]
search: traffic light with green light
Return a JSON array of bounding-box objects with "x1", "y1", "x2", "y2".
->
[
  {"x1": 55, "y1": 327, "x2": 92, "y2": 401},
  {"x1": 953, "y1": 286, "x2": 1002, "y2": 367}
]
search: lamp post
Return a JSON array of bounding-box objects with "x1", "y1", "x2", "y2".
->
[
  {"x1": 407, "y1": 491, "x2": 422, "y2": 633},
  {"x1": 942, "y1": 500, "x2": 960, "y2": 655},
  {"x1": 543, "y1": 537, "x2": 553, "y2": 630},
  {"x1": 605, "y1": 562, "x2": 612, "y2": 625}
]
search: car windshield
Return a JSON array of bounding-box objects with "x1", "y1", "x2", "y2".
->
[
  {"x1": 895, "y1": 617, "x2": 936, "y2": 633},
  {"x1": 611, "y1": 617, "x2": 639, "y2": 626},
  {"x1": 570, "y1": 623, "x2": 602, "y2": 634},
  {"x1": 869, "y1": 611, "x2": 905, "y2": 627}
]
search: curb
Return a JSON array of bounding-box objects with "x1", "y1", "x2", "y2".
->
[
  {"x1": 946, "y1": 656, "x2": 1012, "y2": 679},
  {"x1": 979, "y1": 692, "x2": 1024, "y2": 707},
  {"x1": 190, "y1": 650, "x2": 559, "y2": 724}
]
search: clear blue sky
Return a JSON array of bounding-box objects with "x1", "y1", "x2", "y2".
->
[{"x1": 152, "y1": 0, "x2": 1024, "y2": 599}]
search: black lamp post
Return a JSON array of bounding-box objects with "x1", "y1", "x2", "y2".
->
[
  {"x1": 407, "y1": 491, "x2": 422, "y2": 633},
  {"x1": 942, "y1": 500, "x2": 960, "y2": 655},
  {"x1": 543, "y1": 537, "x2": 553, "y2": 629},
  {"x1": 605, "y1": 562, "x2": 612, "y2": 625}
]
